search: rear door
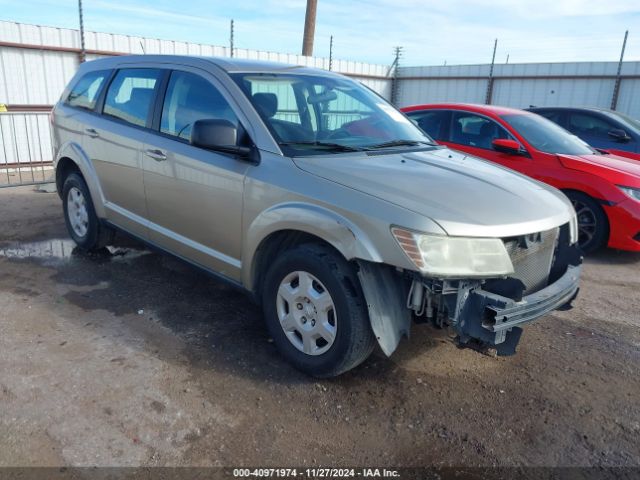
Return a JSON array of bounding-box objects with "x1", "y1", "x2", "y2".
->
[
  {"x1": 442, "y1": 110, "x2": 529, "y2": 167},
  {"x1": 405, "y1": 109, "x2": 451, "y2": 142},
  {"x1": 141, "y1": 68, "x2": 250, "y2": 281},
  {"x1": 82, "y1": 67, "x2": 165, "y2": 237}
]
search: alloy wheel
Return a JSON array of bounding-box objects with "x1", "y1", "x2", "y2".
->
[
  {"x1": 276, "y1": 271, "x2": 337, "y2": 356},
  {"x1": 571, "y1": 198, "x2": 597, "y2": 248},
  {"x1": 67, "y1": 186, "x2": 89, "y2": 238}
]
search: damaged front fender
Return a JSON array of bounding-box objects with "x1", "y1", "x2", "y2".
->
[{"x1": 357, "y1": 261, "x2": 411, "y2": 356}]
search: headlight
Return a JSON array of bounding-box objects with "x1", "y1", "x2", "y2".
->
[
  {"x1": 391, "y1": 227, "x2": 514, "y2": 278},
  {"x1": 618, "y1": 185, "x2": 640, "y2": 202}
]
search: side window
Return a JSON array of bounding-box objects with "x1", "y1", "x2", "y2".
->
[
  {"x1": 450, "y1": 112, "x2": 511, "y2": 149},
  {"x1": 568, "y1": 113, "x2": 617, "y2": 139},
  {"x1": 66, "y1": 70, "x2": 110, "y2": 110},
  {"x1": 160, "y1": 71, "x2": 239, "y2": 141},
  {"x1": 537, "y1": 110, "x2": 563, "y2": 125},
  {"x1": 103, "y1": 69, "x2": 162, "y2": 127},
  {"x1": 406, "y1": 110, "x2": 450, "y2": 140}
]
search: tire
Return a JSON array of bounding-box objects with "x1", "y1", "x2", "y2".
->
[
  {"x1": 565, "y1": 190, "x2": 608, "y2": 254},
  {"x1": 62, "y1": 172, "x2": 114, "y2": 250},
  {"x1": 262, "y1": 243, "x2": 376, "y2": 377}
]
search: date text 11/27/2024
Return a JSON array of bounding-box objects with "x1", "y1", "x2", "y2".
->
[{"x1": 232, "y1": 468, "x2": 401, "y2": 478}]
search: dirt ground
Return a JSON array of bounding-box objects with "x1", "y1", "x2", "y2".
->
[{"x1": 0, "y1": 185, "x2": 639, "y2": 470}]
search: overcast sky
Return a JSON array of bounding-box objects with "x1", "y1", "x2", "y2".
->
[{"x1": 1, "y1": 0, "x2": 638, "y2": 66}]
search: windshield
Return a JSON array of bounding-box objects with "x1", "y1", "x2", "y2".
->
[
  {"x1": 231, "y1": 72, "x2": 433, "y2": 156},
  {"x1": 501, "y1": 113, "x2": 595, "y2": 155}
]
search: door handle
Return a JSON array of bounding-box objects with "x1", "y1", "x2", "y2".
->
[
  {"x1": 85, "y1": 128, "x2": 99, "y2": 138},
  {"x1": 144, "y1": 149, "x2": 167, "y2": 161}
]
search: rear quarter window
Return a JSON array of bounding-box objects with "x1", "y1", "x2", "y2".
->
[{"x1": 65, "y1": 70, "x2": 110, "y2": 110}]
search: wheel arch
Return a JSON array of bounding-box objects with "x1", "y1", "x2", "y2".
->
[
  {"x1": 54, "y1": 142, "x2": 106, "y2": 218},
  {"x1": 244, "y1": 203, "x2": 384, "y2": 296},
  {"x1": 561, "y1": 188, "x2": 611, "y2": 247}
]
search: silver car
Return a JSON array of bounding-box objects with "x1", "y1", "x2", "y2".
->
[{"x1": 51, "y1": 55, "x2": 582, "y2": 377}]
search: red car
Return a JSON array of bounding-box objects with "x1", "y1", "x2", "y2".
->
[{"x1": 401, "y1": 103, "x2": 640, "y2": 253}]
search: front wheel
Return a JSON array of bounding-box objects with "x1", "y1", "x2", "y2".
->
[
  {"x1": 565, "y1": 191, "x2": 609, "y2": 254},
  {"x1": 262, "y1": 244, "x2": 376, "y2": 377}
]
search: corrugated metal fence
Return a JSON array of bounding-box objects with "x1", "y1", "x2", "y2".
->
[
  {"x1": 0, "y1": 21, "x2": 392, "y2": 186},
  {"x1": 2, "y1": 20, "x2": 640, "y2": 187},
  {"x1": 0, "y1": 20, "x2": 392, "y2": 107},
  {"x1": 397, "y1": 62, "x2": 640, "y2": 118}
]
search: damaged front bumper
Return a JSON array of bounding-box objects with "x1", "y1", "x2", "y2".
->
[
  {"x1": 455, "y1": 264, "x2": 581, "y2": 355},
  {"x1": 357, "y1": 238, "x2": 582, "y2": 358}
]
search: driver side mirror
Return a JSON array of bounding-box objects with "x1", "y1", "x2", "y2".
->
[
  {"x1": 608, "y1": 128, "x2": 631, "y2": 143},
  {"x1": 191, "y1": 119, "x2": 253, "y2": 158},
  {"x1": 492, "y1": 138, "x2": 523, "y2": 156}
]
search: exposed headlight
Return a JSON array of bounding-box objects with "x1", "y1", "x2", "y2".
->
[
  {"x1": 569, "y1": 212, "x2": 579, "y2": 245},
  {"x1": 618, "y1": 185, "x2": 640, "y2": 202},
  {"x1": 391, "y1": 227, "x2": 514, "y2": 278}
]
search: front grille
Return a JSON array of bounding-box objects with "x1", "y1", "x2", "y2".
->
[{"x1": 503, "y1": 227, "x2": 559, "y2": 294}]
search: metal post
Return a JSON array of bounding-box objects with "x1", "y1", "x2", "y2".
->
[
  {"x1": 328, "y1": 35, "x2": 333, "y2": 71},
  {"x1": 302, "y1": 0, "x2": 317, "y2": 56},
  {"x1": 485, "y1": 38, "x2": 498, "y2": 104},
  {"x1": 390, "y1": 46, "x2": 402, "y2": 106},
  {"x1": 78, "y1": 0, "x2": 86, "y2": 63},
  {"x1": 611, "y1": 30, "x2": 628, "y2": 111},
  {"x1": 230, "y1": 19, "x2": 234, "y2": 58}
]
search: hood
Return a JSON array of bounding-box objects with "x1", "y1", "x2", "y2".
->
[
  {"x1": 558, "y1": 153, "x2": 640, "y2": 187},
  {"x1": 293, "y1": 147, "x2": 574, "y2": 238}
]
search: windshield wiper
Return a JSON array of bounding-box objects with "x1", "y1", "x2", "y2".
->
[
  {"x1": 279, "y1": 141, "x2": 363, "y2": 152},
  {"x1": 366, "y1": 139, "x2": 436, "y2": 149}
]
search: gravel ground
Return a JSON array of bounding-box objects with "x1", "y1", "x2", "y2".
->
[{"x1": 0, "y1": 186, "x2": 639, "y2": 471}]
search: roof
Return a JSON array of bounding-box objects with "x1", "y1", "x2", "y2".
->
[
  {"x1": 528, "y1": 106, "x2": 613, "y2": 113},
  {"x1": 78, "y1": 54, "x2": 338, "y2": 76},
  {"x1": 401, "y1": 103, "x2": 529, "y2": 116}
]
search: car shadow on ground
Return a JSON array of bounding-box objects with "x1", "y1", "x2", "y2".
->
[
  {"x1": 585, "y1": 248, "x2": 640, "y2": 265},
  {"x1": 4, "y1": 232, "x2": 448, "y2": 385}
]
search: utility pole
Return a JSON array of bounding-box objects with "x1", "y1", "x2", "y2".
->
[
  {"x1": 485, "y1": 38, "x2": 498, "y2": 104},
  {"x1": 611, "y1": 30, "x2": 628, "y2": 111},
  {"x1": 390, "y1": 46, "x2": 403, "y2": 106},
  {"x1": 78, "y1": 0, "x2": 86, "y2": 63},
  {"x1": 328, "y1": 35, "x2": 333, "y2": 71},
  {"x1": 302, "y1": 0, "x2": 317, "y2": 56},
  {"x1": 230, "y1": 19, "x2": 234, "y2": 58}
]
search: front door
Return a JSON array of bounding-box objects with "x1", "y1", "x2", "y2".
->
[
  {"x1": 440, "y1": 110, "x2": 540, "y2": 177},
  {"x1": 142, "y1": 69, "x2": 250, "y2": 281}
]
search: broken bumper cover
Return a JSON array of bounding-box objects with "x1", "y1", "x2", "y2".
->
[{"x1": 457, "y1": 264, "x2": 582, "y2": 354}]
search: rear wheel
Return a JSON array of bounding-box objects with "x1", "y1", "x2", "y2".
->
[
  {"x1": 262, "y1": 243, "x2": 376, "y2": 377},
  {"x1": 565, "y1": 191, "x2": 608, "y2": 253},
  {"x1": 62, "y1": 172, "x2": 114, "y2": 250}
]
